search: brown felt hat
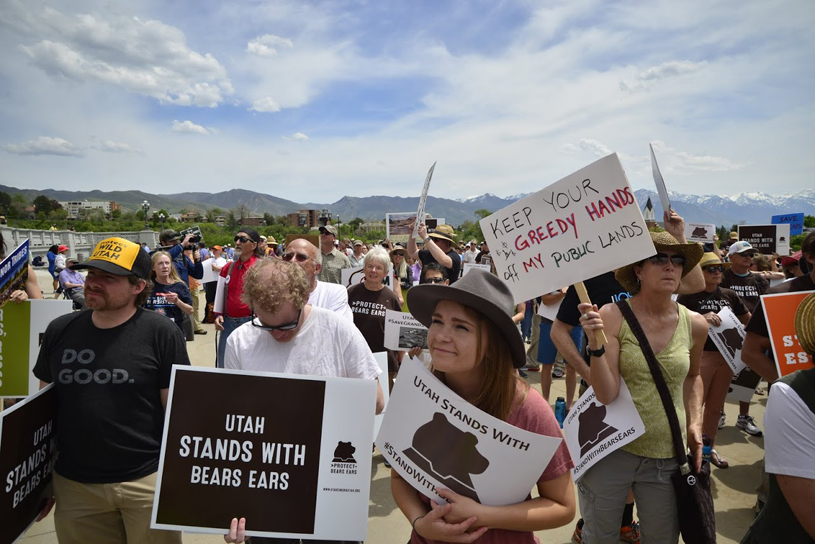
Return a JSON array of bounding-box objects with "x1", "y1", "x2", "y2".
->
[{"x1": 615, "y1": 231, "x2": 704, "y2": 294}]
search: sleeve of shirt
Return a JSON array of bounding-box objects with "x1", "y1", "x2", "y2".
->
[
  {"x1": 188, "y1": 256, "x2": 204, "y2": 280},
  {"x1": 158, "y1": 319, "x2": 190, "y2": 389},
  {"x1": 330, "y1": 287, "x2": 354, "y2": 322},
  {"x1": 33, "y1": 323, "x2": 58, "y2": 383},
  {"x1": 169, "y1": 244, "x2": 183, "y2": 260},
  {"x1": 177, "y1": 283, "x2": 193, "y2": 305},
  {"x1": 757, "y1": 274, "x2": 770, "y2": 295},
  {"x1": 745, "y1": 300, "x2": 769, "y2": 337},
  {"x1": 513, "y1": 389, "x2": 575, "y2": 482},
  {"x1": 764, "y1": 381, "x2": 815, "y2": 479},
  {"x1": 556, "y1": 286, "x2": 581, "y2": 326},
  {"x1": 729, "y1": 290, "x2": 749, "y2": 317}
]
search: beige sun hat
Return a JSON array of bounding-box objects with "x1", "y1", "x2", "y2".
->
[
  {"x1": 615, "y1": 231, "x2": 704, "y2": 294},
  {"x1": 795, "y1": 292, "x2": 815, "y2": 355},
  {"x1": 699, "y1": 252, "x2": 731, "y2": 270}
]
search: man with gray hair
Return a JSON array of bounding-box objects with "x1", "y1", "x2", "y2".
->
[{"x1": 283, "y1": 238, "x2": 353, "y2": 322}]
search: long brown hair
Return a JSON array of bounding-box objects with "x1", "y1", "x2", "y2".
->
[{"x1": 433, "y1": 304, "x2": 526, "y2": 421}]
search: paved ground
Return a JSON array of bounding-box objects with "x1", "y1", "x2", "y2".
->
[{"x1": 21, "y1": 269, "x2": 764, "y2": 543}]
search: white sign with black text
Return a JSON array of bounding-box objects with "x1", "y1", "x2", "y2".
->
[
  {"x1": 384, "y1": 310, "x2": 427, "y2": 351},
  {"x1": 708, "y1": 307, "x2": 747, "y2": 374}
]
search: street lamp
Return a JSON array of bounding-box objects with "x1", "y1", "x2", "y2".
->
[
  {"x1": 159, "y1": 212, "x2": 166, "y2": 230},
  {"x1": 141, "y1": 200, "x2": 150, "y2": 230}
]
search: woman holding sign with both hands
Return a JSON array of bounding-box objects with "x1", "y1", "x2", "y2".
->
[{"x1": 392, "y1": 269, "x2": 576, "y2": 543}]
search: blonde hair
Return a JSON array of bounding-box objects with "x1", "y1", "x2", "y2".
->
[
  {"x1": 241, "y1": 258, "x2": 310, "y2": 313},
  {"x1": 151, "y1": 251, "x2": 183, "y2": 285}
]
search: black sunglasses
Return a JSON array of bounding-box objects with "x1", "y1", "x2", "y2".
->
[
  {"x1": 281, "y1": 252, "x2": 311, "y2": 263},
  {"x1": 234, "y1": 235, "x2": 253, "y2": 243},
  {"x1": 647, "y1": 253, "x2": 687, "y2": 267},
  {"x1": 703, "y1": 265, "x2": 725, "y2": 273},
  {"x1": 251, "y1": 308, "x2": 302, "y2": 332},
  {"x1": 422, "y1": 277, "x2": 446, "y2": 284}
]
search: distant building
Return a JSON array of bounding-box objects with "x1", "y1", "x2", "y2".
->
[
  {"x1": 288, "y1": 209, "x2": 321, "y2": 228},
  {"x1": 181, "y1": 212, "x2": 200, "y2": 222},
  {"x1": 642, "y1": 197, "x2": 657, "y2": 229},
  {"x1": 214, "y1": 215, "x2": 226, "y2": 226},
  {"x1": 59, "y1": 200, "x2": 121, "y2": 219},
  {"x1": 239, "y1": 215, "x2": 266, "y2": 227}
]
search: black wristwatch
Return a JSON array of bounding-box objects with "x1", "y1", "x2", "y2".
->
[{"x1": 587, "y1": 345, "x2": 606, "y2": 357}]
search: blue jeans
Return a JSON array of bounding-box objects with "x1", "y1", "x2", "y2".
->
[
  {"x1": 521, "y1": 301, "x2": 534, "y2": 340},
  {"x1": 217, "y1": 315, "x2": 251, "y2": 368}
]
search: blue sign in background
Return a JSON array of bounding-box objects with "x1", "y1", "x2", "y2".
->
[
  {"x1": 772, "y1": 213, "x2": 804, "y2": 236},
  {"x1": 0, "y1": 239, "x2": 29, "y2": 292}
]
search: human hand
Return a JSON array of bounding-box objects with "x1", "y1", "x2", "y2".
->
[
  {"x1": 418, "y1": 223, "x2": 428, "y2": 240},
  {"x1": 577, "y1": 302, "x2": 603, "y2": 349},
  {"x1": 687, "y1": 424, "x2": 704, "y2": 474},
  {"x1": 435, "y1": 488, "x2": 485, "y2": 526},
  {"x1": 223, "y1": 517, "x2": 246, "y2": 543},
  {"x1": 183, "y1": 234, "x2": 194, "y2": 247},
  {"x1": 408, "y1": 346, "x2": 423, "y2": 358},
  {"x1": 214, "y1": 315, "x2": 225, "y2": 331},
  {"x1": 10, "y1": 289, "x2": 28, "y2": 303},
  {"x1": 704, "y1": 313, "x2": 721, "y2": 327},
  {"x1": 663, "y1": 210, "x2": 686, "y2": 241},
  {"x1": 413, "y1": 502, "x2": 488, "y2": 542}
]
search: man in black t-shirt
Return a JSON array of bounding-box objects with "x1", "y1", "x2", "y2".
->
[
  {"x1": 33, "y1": 237, "x2": 189, "y2": 544},
  {"x1": 408, "y1": 223, "x2": 462, "y2": 284}
]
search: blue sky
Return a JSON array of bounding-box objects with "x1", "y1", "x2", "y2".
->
[{"x1": 1, "y1": 0, "x2": 814, "y2": 203}]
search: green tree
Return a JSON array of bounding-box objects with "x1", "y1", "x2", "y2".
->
[
  {"x1": 804, "y1": 215, "x2": 815, "y2": 228},
  {"x1": 111, "y1": 209, "x2": 122, "y2": 220},
  {"x1": 33, "y1": 195, "x2": 52, "y2": 215},
  {"x1": 474, "y1": 209, "x2": 492, "y2": 220}
]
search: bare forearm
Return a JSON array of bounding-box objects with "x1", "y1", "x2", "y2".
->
[
  {"x1": 407, "y1": 237, "x2": 420, "y2": 260},
  {"x1": 588, "y1": 353, "x2": 619, "y2": 404},
  {"x1": 683, "y1": 374, "x2": 704, "y2": 429},
  {"x1": 743, "y1": 334, "x2": 779, "y2": 382},
  {"x1": 551, "y1": 321, "x2": 590, "y2": 382},
  {"x1": 425, "y1": 239, "x2": 452, "y2": 267},
  {"x1": 391, "y1": 473, "x2": 427, "y2": 524},
  {"x1": 476, "y1": 496, "x2": 574, "y2": 532}
]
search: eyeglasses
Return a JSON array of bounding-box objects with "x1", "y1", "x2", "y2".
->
[
  {"x1": 703, "y1": 265, "x2": 725, "y2": 273},
  {"x1": 281, "y1": 252, "x2": 311, "y2": 263},
  {"x1": 234, "y1": 235, "x2": 251, "y2": 243},
  {"x1": 647, "y1": 253, "x2": 687, "y2": 267},
  {"x1": 251, "y1": 308, "x2": 302, "y2": 332},
  {"x1": 392, "y1": 252, "x2": 405, "y2": 257},
  {"x1": 422, "y1": 277, "x2": 446, "y2": 284}
]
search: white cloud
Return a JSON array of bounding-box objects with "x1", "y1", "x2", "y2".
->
[
  {"x1": 171, "y1": 120, "x2": 212, "y2": 135},
  {"x1": 246, "y1": 34, "x2": 294, "y2": 57},
  {"x1": 620, "y1": 60, "x2": 708, "y2": 92},
  {"x1": 94, "y1": 140, "x2": 141, "y2": 153},
  {"x1": 3, "y1": 136, "x2": 83, "y2": 157},
  {"x1": 562, "y1": 139, "x2": 613, "y2": 157},
  {"x1": 283, "y1": 132, "x2": 309, "y2": 142},
  {"x1": 249, "y1": 97, "x2": 281, "y2": 113}
]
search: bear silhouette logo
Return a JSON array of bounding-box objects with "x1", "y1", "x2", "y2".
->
[
  {"x1": 692, "y1": 226, "x2": 709, "y2": 238},
  {"x1": 578, "y1": 403, "x2": 619, "y2": 457},
  {"x1": 403, "y1": 412, "x2": 489, "y2": 502},
  {"x1": 332, "y1": 441, "x2": 357, "y2": 463},
  {"x1": 717, "y1": 327, "x2": 744, "y2": 358}
]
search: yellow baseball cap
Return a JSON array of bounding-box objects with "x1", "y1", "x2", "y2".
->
[{"x1": 70, "y1": 237, "x2": 152, "y2": 279}]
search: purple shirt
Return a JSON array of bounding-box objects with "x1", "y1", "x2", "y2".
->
[{"x1": 59, "y1": 269, "x2": 85, "y2": 289}]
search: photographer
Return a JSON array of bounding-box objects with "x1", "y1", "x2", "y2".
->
[{"x1": 159, "y1": 229, "x2": 204, "y2": 285}]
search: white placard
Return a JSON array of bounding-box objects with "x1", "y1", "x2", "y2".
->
[
  {"x1": 708, "y1": 307, "x2": 747, "y2": 374},
  {"x1": 213, "y1": 276, "x2": 226, "y2": 314},
  {"x1": 376, "y1": 358, "x2": 562, "y2": 506},
  {"x1": 650, "y1": 143, "x2": 671, "y2": 215},
  {"x1": 462, "y1": 263, "x2": 492, "y2": 276},
  {"x1": 685, "y1": 223, "x2": 716, "y2": 244},
  {"x1": 412, "y1": 163, "x2": 436, "y2": 238},
  {"x1": 537, "y1": 290, "x2": 566, "y2": 322},
  {"x1": 27, "y1": 299, "x2": 74, "y2": 395},
  {"x1": 341, "y1": 265, "x2": 394, "y2": 287},
  {"x1": 564, "y1": 380, "x2": 645, "y2": 480},
  {"x1": 479, "y1": 153, "x2": 655, "y2": 303},
  {"x1": 373, "y1": 352, "x2": 390, "y2": 441},
  {"x1": 199, "y1": 258, "x2": 216, "y2": 283},
  {"x1": 384, "y1": 309, "x2": 427, "y2": 351}
]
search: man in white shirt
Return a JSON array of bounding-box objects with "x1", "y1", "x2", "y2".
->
[
  {"x1": 283, "y1": 238, "x2": 354, "y2": 322},
  {"x1": 463, "y1": 239, "x2": 478, "y2": 264}
]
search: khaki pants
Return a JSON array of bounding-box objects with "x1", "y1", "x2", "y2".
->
[
  {"x1": 54, "y1": 471, "x2": 181, "y2": 544},
  {"x1": 191, "y1": 288, "x2": 204, "y2": 332}
]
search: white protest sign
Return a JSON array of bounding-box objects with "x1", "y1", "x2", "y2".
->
[
  {"x1": 199, "y1": 258, "x2": 216, "y2": 283},
  {"x1": 213, "y1": 276, "x2": 226, "y2": 314},
  {"x1": 650, "y1": 143, "x2": 671, "y2": 215},
  {"x1": 537, "y1": 293, "x2": 564, "y2": 322},
  {"x1": 384, "y1": 309, "x2": 427, "y2": 351},
  {"x1": 685, "y1": 223, "x2": 716, "y2": 244},
  {"x1": 479, "y1": 153, "x2": 654, "y2": 303},
  {"x1": 152, "y1": 366, "x2": 376, "y2": 541},
  {"x1": 376, "y1": 358, "x2": 562, "y2": 506},
  {"x1": 776, "y1": 223, "x2": 791, "y2": 255},
  {"x1": 341, "y1": 265, "x2": 394, "y2": 288},
  {"x1": 462, "y1": 263, "x2": 492, "y2": 277},
  {"x1": 564, "y1": 380, "x2": 644, "y2": 480},
  {"x1": 412, "y1": 162, "x2": 436, "y2": 238},
  {"x1": 708, "y1": 307, "x2": 747, "y2": 374}
]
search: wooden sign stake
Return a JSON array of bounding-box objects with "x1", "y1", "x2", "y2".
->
[{"x1": 574, "y1": 281, "x2": 608, "y2": 346}]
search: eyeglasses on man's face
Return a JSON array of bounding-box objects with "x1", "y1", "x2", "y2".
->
[{"x1": 281, "y1": 252, "x2": 311, "y2": 263}]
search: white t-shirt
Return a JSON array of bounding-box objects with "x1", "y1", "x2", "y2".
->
[
  {"x1": 211, "y1": 256, "x2": 227, "y2": 272},
  {"x1": 310, "y1": 281, "x2": 354, "y2": 322},
  {"x1": 463, "y1": 248, "x2": 478, "y2": 264},
  {"x1": 764, "y1": 380, "x2": 815, "y2": 480},
  {"x1": 225, "y1": 306, "x2": 382, "y2": 380}
]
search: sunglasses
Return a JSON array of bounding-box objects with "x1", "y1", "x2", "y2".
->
[
  {"x1": 422, "y1": 277, "x2": 446, "y2": 284},
  {"x1": 251, "y1": 308, "x2": 302, "y2": 332},
  {"x1": 281, "y1": 252, "x2": 311, "y2": 263},
  {"x1": 647, "y1": 253, "x2": 687, "y2": 267},
  {"x1": 703, "y1": 265, "x2": 725, "y2": 273},
  {"x1": 739, "y1": 252, "x2": 756, "y2": 258},
  {"x1": 392, "y1": 252, "x2": 405, "y2": 257},
  {"x1": 234, "y1": 235, "x2": 252, "y2": 243}
]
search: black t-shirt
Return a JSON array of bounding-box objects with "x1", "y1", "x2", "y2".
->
[
  {"x1": 347, "y1": 283, "x2": 403, "y2": 371},
  {"x1": 746, "y1": 274, "x2": 815, "y2": 338},
  {"x1": 678, "y1": 287, "x2": 749, "y2": 351},
  {"x1": 419, "y1": 248, "x2": 462, "y2": 284},
  {"x1": 720, "y1": 269, "x2": 770, "y2": 313},
  {"x1": 144, "y1": 280, "x2": 193, "y2": 332},
  {"x1": 33, "y1": 309, "x2": 190, "y2": 483}
]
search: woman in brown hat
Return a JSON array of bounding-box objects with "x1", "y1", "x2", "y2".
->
[
  {"x1": 392, "y1": 269, "x2": 575, "y2": 543},
  {"x1": 677, "y1": 252, "x2": 752, "y2": 469},
  {"x1": 576, "y1": 232, "x2": 709, "y2": 543}
]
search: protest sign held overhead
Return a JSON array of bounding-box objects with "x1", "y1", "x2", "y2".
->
[
  {"x1": 479, "y1": 153, "x2": 655, "y2": 303},
  {"x1": 650, "y1": 143, "x2": 671, "y2": 216},
  {"x1": 376, "y1": 358, "x2": 562, "y2": 506},
  {"x1": 0, "y1": 384, "x2": 57, "y2": 544},
  {"x1": 383, "y1": 310, "x2": 427, "y2": 351},
  {"x1": 412, "y1": 163, "x2": 436, "y2": 238},
  {"x1": 762, "y1": 291, "x2": 815, "y2": 378},
  {"x1": 772, "y1": 213, "x2": 805, "y2": 236},
  {"x1": 563, "y1": 380, "x2": 645, "y2": 480},
  {"x1": 685, "y1": 222, "x2": 716, "y2": 244},
  {"x1": 738, "y1": 224, "x2": 791, "y2": 255},
  {"x1": 0, "y1": 240, "x2": 29, "y2": 307},
  {"x1": 708, "y1": 307, "x2": 748, "y2": 374},
  {"x1": 152, "y1": 366, "x2": 377, "y2": 541}
]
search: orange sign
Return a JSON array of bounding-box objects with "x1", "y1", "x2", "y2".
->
[{"x1": 763, "y1": 291, "x2": 815, "y2": 378}]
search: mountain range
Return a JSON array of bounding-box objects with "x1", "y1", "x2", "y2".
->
[{"x1": 3, "y1": 183, "x2": 813, "y2": 228}]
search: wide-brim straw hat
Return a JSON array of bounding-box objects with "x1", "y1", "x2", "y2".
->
[
  {"x1": 795, "y1": 292, "x2": 815, "y2": 355},
  {"x1": 615, "y1": 232, "x2": 704, "y2": 294},
  {"x1": 427, "y1": 224, "x2": 457, "y2": 244},
  {"x1": 699, "y1": 252, "x2": 731, "y2": 270},
  {"x1": 407, "y1": 269, "x2": 526, "y2": 368}
]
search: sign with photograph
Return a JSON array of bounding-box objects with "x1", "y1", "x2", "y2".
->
[
  {"x1": 685, "y1": 223, "x2": 716, "y2": 244},
  {"x1": 738, "y1": 224, "x2": 791, "y2": 255},
  {"x1": 375, "y1": 359, "x2": 562, "y2": 506},
  {"x1": 708, "y1": 307, "x2": 747, "y2": 374},
  {"x1": 0, "y1": 300, "x2": 73, "y2": 398},
  {"x1": 152, "y1": 366, "x2": 377, "y2": 541},
  {"x1": 650, "y1": 143, "x2": 671, "y2": 215},
  {"x1": 412, "y1": 163, "x2": 436, "y2": 238},
  {"x1": 0, "y1": 384, "x2": 57, "y2": 544},
  {"x1": 0, "y1": 240, "x2": 29, "y2": 307},
  {"x1": 772, "y1": 213, "x2": 805, "y2": 236},
  {"x1": 563, "y1": 380, "x2": 644, "y2": 480},
  {"x1": 384, "y1": 310, "x2": 427, "y2": 351},
  {"x1": 762, "y1": 291, "x2": 815, "y2": 378},
  {"x1": 479, "y1": 154, "x2": 654, "y2": 303}
]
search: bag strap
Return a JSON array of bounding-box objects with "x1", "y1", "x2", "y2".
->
[{"x1": 616, "y1": 300, "x2": 690, "y2": 471}]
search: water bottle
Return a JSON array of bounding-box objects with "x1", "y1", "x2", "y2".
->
[
  {"x1": 702, "y1": 435, "x2": 712, "y2": 462},
  {"x1": 555, "y1": 397, "x2": 567, "y2": 429}
]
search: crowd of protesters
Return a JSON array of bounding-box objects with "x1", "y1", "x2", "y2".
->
[{"x1": 7, "y1": 210, "x2": 814, "y2": 544}]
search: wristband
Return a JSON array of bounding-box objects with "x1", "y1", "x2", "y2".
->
[
  {"x1": 587, "y1": 345, "x2": 606, "y2": 358},
  {"x1": 412, "y1": 514, "x2": 425, "y2": 530}
]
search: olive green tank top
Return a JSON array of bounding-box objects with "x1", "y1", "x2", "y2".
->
[{"x1": 619, "y1": 301, "x2": 692, "y2": 459}]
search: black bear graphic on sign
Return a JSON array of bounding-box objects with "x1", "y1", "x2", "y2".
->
[
  {"x1": 333, "y1": 441, "x2": 357, "y2": 463},
  {"x1": 691, "y1": 226, "x2": 709, "y2": 239},
  {"x1": 717, "y1": 327, "x2": 744, "y2": 359},
  {"x1": 403, "y1": 412, "x2": 489, "y2": 502},
  {"x1": 578, "y1": 402, "x2": 619, "y2": 457}
]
